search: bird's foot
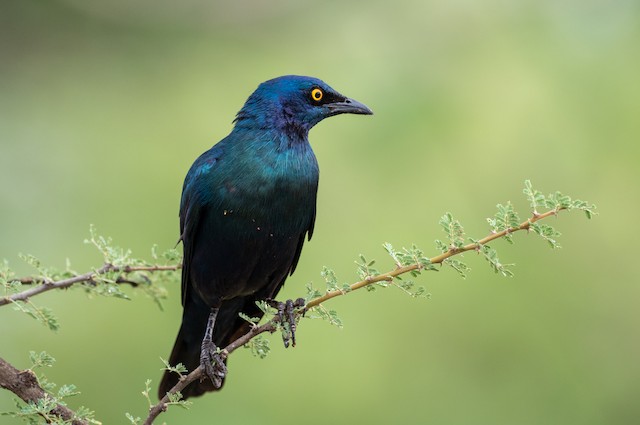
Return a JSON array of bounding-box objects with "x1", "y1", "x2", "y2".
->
[
  {"x1": 267, "y1": 298, "x2": 306, "y2": 348},
  {"x1": 200, "y1": 340, "x2": 227, "y2": 389}
]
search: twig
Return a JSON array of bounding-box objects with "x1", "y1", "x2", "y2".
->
[
  {"x1": 1, "y1": 263, "x2": 180, "y2": 423},
  {"x1": 307, "y1": 208, "x2": 559, "y2": 308},
  {"x1": 0, "y1": 264, "x2": 180, "y2": 307}
]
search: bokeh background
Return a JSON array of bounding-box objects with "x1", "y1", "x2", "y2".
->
[{"x1": 1, "y1": 1, "x2": 639, "y2": 424}]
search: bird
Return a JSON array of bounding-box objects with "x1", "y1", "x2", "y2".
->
[{"x1": 158, "y1": 75, "x2": 372, "y2": 399}]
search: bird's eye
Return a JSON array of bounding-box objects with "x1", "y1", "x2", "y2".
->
[{"x1": 310, "y1": 88, "x2": 323, "y2": 102}]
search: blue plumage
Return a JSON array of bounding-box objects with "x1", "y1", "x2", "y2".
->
[{"x1": 159, "y1": 76, "x2": 372, "y2": 399}]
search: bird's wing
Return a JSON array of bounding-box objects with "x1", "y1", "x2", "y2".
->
[
  {"x1": 178, "y1": 147, "x2": 223, "y2": 306},
  {"x1": 288, "y1": 206, "x2": 316, "y2": 276}
]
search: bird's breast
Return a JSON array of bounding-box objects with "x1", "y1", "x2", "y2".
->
[{"x1": 213, "y1": 142, "x2": 318, "y2": 235}]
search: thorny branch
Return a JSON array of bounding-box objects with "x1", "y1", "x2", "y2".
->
[
  {"x1": 0, "y1": 199, "x2": 591, "y2": 424},
  {"x1": 145, "y1": 206, "x2": 572, "y2": 424},
  {"x1": 306, "y1": 208, "x2": 559, "y2": 308}
]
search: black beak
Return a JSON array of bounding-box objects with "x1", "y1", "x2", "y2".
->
[{"x1": 326, "y1": 97, "x2": 373, "y2": 116}]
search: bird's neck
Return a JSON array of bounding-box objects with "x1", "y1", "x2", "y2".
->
[
  {"x1": 234, "y1": 104, "x2": 314, "y2": 142},
  {"x1": 230, "y1": 125, "x2": 310, "y2": 152}
]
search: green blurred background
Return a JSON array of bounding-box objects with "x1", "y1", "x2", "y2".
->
[{"x1": 1, "y1": 0, "x2": 639, "y2": 424}]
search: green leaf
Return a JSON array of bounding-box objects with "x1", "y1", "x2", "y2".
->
[
  {"x1": 439, "y1": 212, "x2": 466, "y2": 249},
  {"x1": 255, "y1": 300, "x2": 271, "y2": 315},
  {"x1": 444, "y1": 258, "x2": 471, "y2": 278},
  {"x1": 29, "y1": 351, "x2": 56, "y2": 369},
  {"x1": 75, "y1": 406, "x2": 101, "y2": 424},
  {"x1": 355, "y1": 254, "x2": 379, "y2": 280},
  {"x1": 320, "y1": 266, "x2": 339, "y2": 292},
  {"x1": 57, "y1": 384, "x2": 79, "y2": 398},
  {"x1": 238, "y1": 312, "x2": 261, "y2": 325},
  {"x1": 166, "y1": 391, "x2": 192, "y2": 409},
  {"x1": 244, "y1": 335, "x2": 271, "y2": 359},
  {"x1": 434, "y1": 239, "x2": 449, "y2": 254},
  {"x1": 530, "y1": 222, "x2": 562, "y2": 249},
  {"x1": 546, "y1": 191, "x2": 573, "y2": 210},
  {"x1": 479, "y1": 245, "x2": 514, "y2": 277},
  {"x1": 383, "y1": 242, "x2": 402, "y2": 266},
  {"x1": 306, "y1": 305, "x2": 344, "y2": 328},
  {"x1": 126, "y1": 412, "x2": 141, "y2": 425},
  {"x1": 305, "y1": 282, "x2": 322, "y2": 302},
  {"x1": 393, "y1": 278, "x2": 429, "y2": 298},
  {"x1": 570, "y1": 199, "x2": 598, "y2": 219},
  {"x1": 160, "y1": 358, "x2": 188, "y2": 376},
  {"x1": 487, "y1": 202, "x2": 521, "y2": 243},
  {"x1": 13, "y1": 302, "x2": 61, "y2": 331},
  {"x1": 523, "y1": 180, "x2": 545, "y2": 211},
  {"x1": 83, "y1": 281, "x2": 131, "y2": 301},
  {"x1": 523, "y1": 180, "x2": 597, "y2": 219}
]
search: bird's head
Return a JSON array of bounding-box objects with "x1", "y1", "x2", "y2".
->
[{"x1": 234, "y1": 75, "x2": 373, "y2": 138}]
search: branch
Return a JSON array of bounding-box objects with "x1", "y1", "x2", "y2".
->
[
  {"x1": 0, "y1": 264, "x2": 180, "y2": 307},
  {"x1": 145, "y1": 206, "x2": 574, "y2": 424},
  {"x1": 307, "y1": 208, "x2": 558, "y2": 308},
  {"x1": 0, "y1": 356, "x2": 87, "y2": 425},
  {"x1": 0, "y1": 181, "x2": 593, "y2": 424},
  {"x1": 1, "y1": 260, "x2": 180, "y2": 422}
]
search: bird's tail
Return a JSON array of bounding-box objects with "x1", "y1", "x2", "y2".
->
[{"x1": 157, "y1": 293, "x2": 262, "y2": 400}]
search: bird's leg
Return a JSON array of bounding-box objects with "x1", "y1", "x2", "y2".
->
[
  {"x1": 267, "y1": 298, "x2": 306, "y2": 348},
  {"x1": 200, "y1": 307, "x2": 227, "y2": 388}
]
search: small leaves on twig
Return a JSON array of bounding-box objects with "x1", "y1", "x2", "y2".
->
[
  {"x1": 446, "y1": 259, "x2": 471, "y2": 279},
  {"x1": 487, "y1": 202, "x2": 521, "y2": 244},
  {"x1": 1, "y1": 351, "x2": 101, "y2": 424},
  {"x1": 529, "y1": 222, "x2": 562, "y2": 249},
  {"x1": 1, "y1": 180, "x2": 596, "y2": 425},
  {"x1": 305, "y1": 181, "x2": 595, "y2": 314},
  {"x1": 355, "y1": 254, "x2": 379, "y2": 281},
  {"x1": 304, "y1": 282, "x2": 323, "y2": 303},
  {"x1": 524, "y1": 179, "x2": 597, "y2": 219},
  {"x1": 305, "y1": 304, "x2": 344, "y2": 328},
  {"x1": 11, "y1": 301, "x2": 60, "y2": 331},
  {"x1": 477, "y1": 243, "x2": 514, "y2": 277},
  {"x1": 28, "y1": 351, "x2": 56, "y2": 371},
  {"x1": 244, "y1": 335, "x2": 271, "y2": 358},
  {"x1": 439, "y1": 212, "x2": 466, "y2": 250},
  {"x1": 1, "y1": 227, "x2": 181, "y2": 330},
  {"x1": 238, "y1": 312, "x2": 262, "y2": 326},
  {"x1": 383, "y1": 243, "x2": 435, "y2": 274},
  {"x1": 160, "y1": 358, "x2": 188, "y2": 378},
  {"x1": 524, "y1": 179, "x2": 547, "y2": 213}
]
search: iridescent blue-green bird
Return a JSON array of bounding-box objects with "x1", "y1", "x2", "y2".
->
[{"x1": 158, "y1": 76, "x2": 372, "y2": 399}]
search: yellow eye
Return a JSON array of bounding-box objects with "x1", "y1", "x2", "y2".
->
[{"x1": 311, "y1": 88, "x2": 323, "y2": 102}]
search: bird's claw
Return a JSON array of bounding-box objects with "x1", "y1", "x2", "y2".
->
[
  {"x1": 200, "y1": 340, "x2": 227, "y2": 388},
  {"x1": 267, "y1": 298, "x2": 306, "y2": 348}
]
